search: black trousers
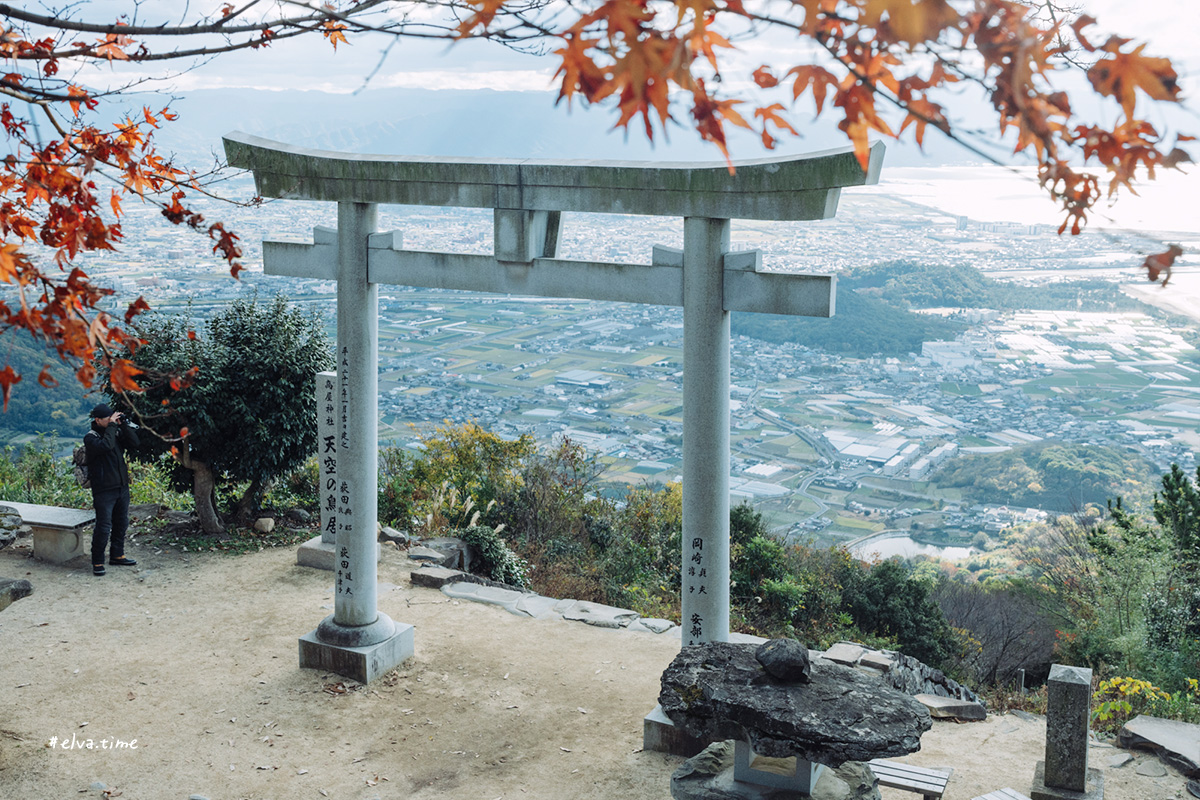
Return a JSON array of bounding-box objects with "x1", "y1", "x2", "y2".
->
[{"x1": 92, "y1": 485, "x2": 130, "y2": 564}]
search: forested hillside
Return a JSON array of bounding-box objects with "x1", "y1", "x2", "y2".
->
[
  {"x1": 732, "y1": 288, "x2": 967, "y2": 356},
  {"x1": 732, "y1": 263, "x2": 1142, "y2": 357},
  {"x1": 934, "y1": 443, "x2": 1156, "y2": 511},
  {"x1": 0, "y1": 334, "x2": 90, "y2": 446},
  {"x1": 843, "y1": 262, "x2": 1143, "y2": 312}
]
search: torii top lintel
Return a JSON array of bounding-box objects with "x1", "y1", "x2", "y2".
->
[{"x1": 223, "y1": 132, "x2": 884, "y2": 221}]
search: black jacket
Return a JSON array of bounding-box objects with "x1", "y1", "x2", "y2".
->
[{"x1": 83, "y1": 420, "x2": 139, "y2": 493}]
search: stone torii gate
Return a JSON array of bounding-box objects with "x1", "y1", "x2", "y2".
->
[{"x1": 224, "y1": 131, "x2": 883, "y2": 684}]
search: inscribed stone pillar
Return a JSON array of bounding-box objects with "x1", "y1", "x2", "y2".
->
[
  {"x1": 317, "y1": 370, "x2": 337, "y2": 545},
  {"x1": 1045, "y1": 664, "x2": 1091, "y2": 791},
  {"x1": 681, "y1": 217, "x2": 731, "y2": 646},
  {"x1": 298, "y1": 202, "x2": 413, "y2": 683},
  {"x1": 1031, "y1": 663, "x2": 1104, "y2": 800},
  {"x1": 333, "y1": 201, "x2": 380, "y2": 628}
]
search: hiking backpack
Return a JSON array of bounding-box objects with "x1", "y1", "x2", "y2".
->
[{"x1": 72, "y1": 442, "x2": 90, "y2": 489}]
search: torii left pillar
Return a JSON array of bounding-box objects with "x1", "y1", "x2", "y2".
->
[{"x1": 296, "y1": 201, "x2": 414, "y2": 683}]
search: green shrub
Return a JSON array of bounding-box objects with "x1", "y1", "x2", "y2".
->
[
  {"x1": 0, "y1": 436, "x2": 88, "y2": 508},
  {"x1": 378, "y1": 446, "x2": 416, "y2": 528},
  {"x1": 262, "y1": 457, "x2": 320, "y2": 513},
  {"x1": 454, "y1": 525, "x2": 531, "y2": 588}
]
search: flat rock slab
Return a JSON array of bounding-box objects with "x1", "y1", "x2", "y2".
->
[
  {"x1": 407, "y1": 545, "x2": 453, "y2": 564},
  {"x1": 859, "y1": 652, "x2": 894, "y2": 673},
  {"x1": 410, "y1": 566, "x2": 467, "y2": 589},
  {"x1": 672, "y1": 741, "x2": 881, "y2": 800},
  {"x1": 823, "y1": 643, "x2": 866, "y2": 666},
  {"x1": 513, "y1": 594, "x2": 560, "y2": 619},
  {"x1": 1135, "y1": 760, "x2": 1169, "y2": 777},
  {"x1": 632, "y1": 617, "x2": 677, "y2": 634},
  {"x1": 660, "y1": 642, "x2": 931, "y2": 766},
  {"x1": 441, "y1": 582, "x2": 531, "y2": 617},
  {"x1": 1119, "y1": 715, "x2": 1200, "y2": 777},
  {"x1": 0, "y1": 578, "x2": 32, "y2": 612},
  {"x1": 1108, "y1": 753, "x2": 1133, "y2": 768},
  {"x1": 558, "y1": 599, "x2": 639, "y2": 629},
  {"x1": 419, "y1": 537, "x2": 475, "y2": 571},
  {"x1": 913, "y1": 693, "x2": 987, "y2": 722}
]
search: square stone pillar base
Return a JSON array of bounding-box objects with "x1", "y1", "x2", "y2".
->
[
  {"x1": 296, "y1": 536, "x2": 381, "y2": 570},
  {"x1": 298, "y1": 622, "x2": 414, "y2": 684},
  {"x1": 1031, "y1": 762, "x2": 1104, "y2": 800},
  {"x1": 643, "y1": 704, "x2": 708, "y2": 757}
]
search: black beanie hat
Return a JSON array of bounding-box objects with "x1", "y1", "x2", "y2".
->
[{"x1": 90, "y1": 403, "x2": 114, "y2": 419}]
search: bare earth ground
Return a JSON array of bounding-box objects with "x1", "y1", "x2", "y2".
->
[{"x1": 0, "y1": 535, "x2": 1192, "y2": 800}]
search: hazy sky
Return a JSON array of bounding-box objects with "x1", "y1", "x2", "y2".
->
[{"x1": 65, "y1": 1, "x2": 1198, "y2": 235}]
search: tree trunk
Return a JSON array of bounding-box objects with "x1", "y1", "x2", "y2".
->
[
  {"x1": 191, "y1": 460, "x2": 224, "y2": 536},
  {"x1": 174, "y1": 443, "x2": 223, "y2": 535},
  {"x1": 233, "y1": 478, "x2": 265, "y2": 522}
]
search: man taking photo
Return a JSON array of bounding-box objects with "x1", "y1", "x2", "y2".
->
[{"x1": 84, "y1": 403, "x2": 140, "y2": 576}]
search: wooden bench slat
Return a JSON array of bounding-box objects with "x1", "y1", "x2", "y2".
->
[{"x1": 868, "y1": 759, "x2": 951, "y2": 799}]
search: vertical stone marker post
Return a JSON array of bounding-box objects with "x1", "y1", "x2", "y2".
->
[
  {"x1": 681, "y1": 217, "x2": 732, "y2": 645},
  {"x1": 1032, "y1": 664, "x2": 1104, "y2": 800},
  {"x1": 297, "y1": 370, "x2": 383, "y2": 571},
  {"x1": 224, "y1": 132, "x2": 882, "y2": 689}
]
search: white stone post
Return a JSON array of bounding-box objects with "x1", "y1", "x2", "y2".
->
[
  {"x1": 333, "y1": 201, "x2": 380, "y2": 628},
  {"x1": 299, "y1": 202, "x2": 413, "y2": 682},
  {"x1": 681, "y1": 217, "x2": 731, "y2": 646}
]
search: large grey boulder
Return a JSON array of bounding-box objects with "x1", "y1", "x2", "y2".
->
[
  {"x1": 660, "y1": 641, "x2": 932, "y2": 766},
  {"x1": 414, "y1": 536, "x2": 477, "y2": 571},
  {"x1": 0, "y1": 504, "x2": 20, "y2": 549},
  {"x1": 756, "y1": 639, "x2": 811, "y2": 683},
  {"x1": 0, "y1": 578, "x2": 32, "y2": 612}
]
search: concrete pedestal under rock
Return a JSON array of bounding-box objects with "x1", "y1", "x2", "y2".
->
[{"x1": 672, "y1": 741, "x2": 881, "y2": 800}]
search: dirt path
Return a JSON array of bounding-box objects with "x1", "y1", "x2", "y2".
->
[{"x1": 0, "y1": 537, "x2": 1192, "y2": 800}]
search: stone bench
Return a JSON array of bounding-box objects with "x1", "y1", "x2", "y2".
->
[
  {"x1": 0, "y1": 502, "x2": 95, "y2": 564},
  {"x1": 868, "y1": 759, "x2": 952, "y2": 800},
  {"x1": 972, "y1": 790, "x2": 1033, "y2": 800}
]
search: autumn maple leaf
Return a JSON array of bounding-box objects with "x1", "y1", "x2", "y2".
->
[
  {"x1": 1088, "y1": 42, "x2": 1180, "y2": 120},
  {"x1": 109, "y1": 359, "x2": 144, "y2": 393},
  {"x1": 0, "y1": 364, "x2": 20, "y2": 411}
]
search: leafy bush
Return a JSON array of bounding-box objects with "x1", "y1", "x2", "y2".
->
[
  {"x1": 454, "y1": 525, "x2": 531, "y2": 588},
  {"x1": 842, "y1": 559, "x2": 956, "y2": 669},
  {"x1": 378, "y1": 446, "x2": 417, "y2": 528},
  {"x1": 0, "y1": 436, "x2": 88, "y2": 508},
  {"x1": 410, "y1": 422, "x2": 534, "y2": 515},
  {"x1": 1092, "y1": 676, "x2": 1175, "y2": 734},
  {"x1": 262, "y1": 457, "x2": 320, "y2": 513}
]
